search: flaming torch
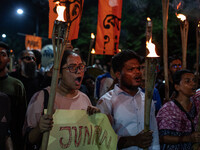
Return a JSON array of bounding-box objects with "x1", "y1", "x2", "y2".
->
[
  {"x1": 144, "y1": 39, "x2": 159, "y2": 149},
  {"x1": 176, "y1": 13, "x2": 189, "y2": 69},
  {"x1": 146, "y1": 17, "x2": 152, "y2": 55},
  {"x1": 41, "y1": 2, "x2": 69, "y2": 150},
  {"x1": 87, "y1": 33, "x2": 95, "y2": 66},
  {"x1": 91, "y1": 48, "x2": 96, "y2": 66},
  {"x1": 196, "y1": 21, "x2": 200, "y2": 88},
  {"x1": 193, "y1": 22, "x2": 200, "y2": 150}
]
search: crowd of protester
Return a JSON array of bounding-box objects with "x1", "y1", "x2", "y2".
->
[{"x1": 1, "y1": 41, "x2": 200, "y2": 149}]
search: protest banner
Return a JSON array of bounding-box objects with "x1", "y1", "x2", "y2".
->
[
  {"x1": 47, "y1": 110, "x2": 118, "y2": 150},
  {"x1": 25, "y1": 34, "x2": 42, "y2": 50},
  {"x1": 95, "y1": 0, "x2": 122, "y2": 55}
]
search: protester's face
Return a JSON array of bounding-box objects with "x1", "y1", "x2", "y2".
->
[
  {"x1": 60, "y1": 54, "x2": 84, "y2": 90},
  {"x1": 169, "y1": 59, "x2": 182, "y2": 75},
  {"x1": 117, "y1": 58, "x2": 141, "y2": 91},
  {"x1": 21, "y1": 51, "x2": 37, "y2": 78},
  {"x1": 0, "y1": 47, "x2": 9, "y2": 72},
  {"x1": 175, "y1": 73, "x2": 196, "y2": 97}
]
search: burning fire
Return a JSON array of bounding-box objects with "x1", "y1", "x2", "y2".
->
[
  {"x1": 147, "y1": 17, "x2": 151, "y2": 21},
  {"x1": 91, "y1": 33, "x2": 95, "y2": 39},
  {"x1": 56, "y1": 2, "x2": 66, "y2": 22},
  {"x1": 176, "y1": 2, "x2": 182, "y2": 10},
  {"x1": 91, "y1": 48, "x2": 95, "y2": 54},
  {"x1": 146, "y1": 39, "x2": 159, "y2": 58},
  {"x1": 176, "y1": 14, "x2": 186, "y2": 21}
]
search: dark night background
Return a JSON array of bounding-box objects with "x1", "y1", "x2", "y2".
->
[{"x1": 0, "y1": 0, "x2": 200, "y2": 68}]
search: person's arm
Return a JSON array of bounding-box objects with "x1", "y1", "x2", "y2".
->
[
  {"x1": 117, "y1": 130, "x2": 153, "y2": 149},
  {"x1": 160, "y1": 132, "x2": 200, "y2": 144},
  {"x1": 28, "y1": 114, "x2": 53, "y2": 144},
  {"x1": 5, "y1": 136, "x2": 13, "y2": 150}
]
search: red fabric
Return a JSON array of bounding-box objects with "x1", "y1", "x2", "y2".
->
[
  {"x1": 25, "y1": 35, "x2": 42, "y2": 50},
  {"x1": 95, "y1": 0, "x2": 122, "y2": 55},
  {"x1": 48, "y1": 0, "x2": 84, "y2": 40}
]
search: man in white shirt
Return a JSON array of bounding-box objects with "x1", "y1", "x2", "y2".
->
[{"x1": 97, "y1": 50, "x2": 160, "y2": 150}]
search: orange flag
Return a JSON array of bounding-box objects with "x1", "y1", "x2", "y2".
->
[
  {"x1": 95, "y1": 0, "x2": 122, "y2": 55},
  {"x1": 48, "y1": 0, "x2": 84, "y2": 40},
  {"x1": 25, "y1": 35, "x2": 42, "y2": 50}
]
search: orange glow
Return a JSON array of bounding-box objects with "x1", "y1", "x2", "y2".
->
[
  {"x1": 56, "y1": 2, "x2": 66, "y2": 22},
  {"x1": 91, "y1": 33, "x2": 95, "y2": 39},
  {"x1": 176, "y1": 13, "x2": 186, "y2": 21},
  {"x1": 198, "y1": 21, "x2": 200, "y2": 28},
  {"x1": 147, "y1": 17, "x2": 151, "y2": 21},
  {"x1": 146, "y1": 39, "x2": 159, "y2": 58},
  {"x1": 118, "y1": 49, "x2": 121, "y2": 52},
  {"x1": 176, "y1": 2, "x2": 182, "y2": 10},
  {"x1": 91, "y1": 48, "x2": 95, "y2": 54},
  {"x1": 10, "y1": 49, "x2": 13, "y2": 53}
]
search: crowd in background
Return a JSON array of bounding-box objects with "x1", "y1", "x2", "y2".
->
[{"x1": 1, "y1": 41, "x2": 200, "y2": 149}]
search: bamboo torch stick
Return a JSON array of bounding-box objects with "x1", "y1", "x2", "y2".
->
[
  {"x1": 196, "y1": 21, "x2": 200, "y2": 88},
  {"x1": 176, "y1": 14, "x2": 189, "y2": 69},
  {"x1": 144, "y1": 39, "x2": 159, "y2": 150},
  {"x1": 41, "y1": 4, "x2": 70, "y2": 150},
  {"x1": 87, "y1": 33, "x2": 95, "y2": 66},
  {"x1": 162, "y1": 0, "x2": 169, "y2": 103},
  {"x1": 193, "y1": 21, "x2": 200, "y2": 150}
]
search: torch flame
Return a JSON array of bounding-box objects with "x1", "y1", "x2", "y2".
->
[
  {"x1": 56, "y1": 3, "x2": 66, "y2": 22},
  {"x1": 91, "y1": 48, "x2": 95, "y2": 54},
  {"x1": 176, "y1": 2, "x2": 181, "y2": 10},
  {"x1": 147, "y1": 17, "x2": 151, "y2": 21},
  {"x1": 91, "y1": 33, "x2": 95, "y2": 39},
  {"x1": 146, "y1": 39, "x2": 159, "y2": 57},
  {"x1": 176, "y1": 13, "x2": 186, "y2": 21}
]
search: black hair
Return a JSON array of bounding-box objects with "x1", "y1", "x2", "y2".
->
[
  {"x1": 31, "y1": 50, "x2": 42, "y2": 68},
  {"x1": 0, "y1": 41, "x2": 10, "y2": 56},
  {"x1": 112, "y1": 50, "x2": 141, "y2": 73},
  {"x1": 172, "y1": 69, "x2": 194, "y2": 97},
  {"x1": 168, "y1": 55, "x2": 182, "y2": 68},
  {"x1": 19, "y1": 50, "x2": 35, "y2": 59},
  {"x1": 60, "y1": 50, "x2": 82, "y2": 73}
]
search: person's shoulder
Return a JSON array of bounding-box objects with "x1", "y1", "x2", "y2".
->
[
  {"x1": 7, "y1": 75, "x2": 24, "y2": 87},
  {"x1": 99, "y1": 89, "x2": 114, "y2": 101}
]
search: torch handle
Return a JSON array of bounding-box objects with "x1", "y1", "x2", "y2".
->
[{"x1": 41, "y1": 63, "x2": 60, "y2": 150}]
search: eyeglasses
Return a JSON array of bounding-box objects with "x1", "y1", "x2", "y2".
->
[
  {"x1": 21, "y1": 56, "x2": 36, "y2": 61},
  {"x1": 62, "y1": 64, "x2": 86, "y2": 73},
  {"x1": 171, "y1": 64, "x2": 182, "y2": 69}
]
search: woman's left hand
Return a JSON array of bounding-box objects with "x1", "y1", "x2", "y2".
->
[{"x1": 87, "y1": 105, "x2": 101, "y2": 115}]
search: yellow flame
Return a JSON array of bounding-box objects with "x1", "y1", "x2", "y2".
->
[
  {"x1": 118, "y1": 49, "x2": 121, "y2": 52},
  {"x1": 176, "y1": 14, "x2": 186, "y2": 21},
  {"x1": 91, "y1": 33, "x2": 95, "y2": 39},
  {"x1": 147, "y1": 17, "x2": 151, "y2": 21},
  {"x1": 146, "y1": 39, "x2": 159, "y2": 57},
  {"x1": 56, "y1": 5, "x2": 66, "y2": 21},
  {"x1": 198, "y1": 21, "x2": 200, "y2": 27},
  {"x1": 91, "y1": 48, "x2": 95, "y2": 54}
]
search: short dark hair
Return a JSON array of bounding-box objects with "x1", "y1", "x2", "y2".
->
[
  {"x1": 172, "y1": 69, "x2": 193, "y2": 96},
  {"x1": 168, "y1": 55, "x2": 182, "y2": 67},
  {"x1": 60, "y1": 50, "x2": 82, "y2": 73},
  {"x1": 112, "y1": 50, "x2": 141, "y2": 73},
  {"x1": 0, "y1": 41, "x2": 10, "y2": 56},
  {"x1": 19, "y1": 50, "x2": 35, "y2": 59}
]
